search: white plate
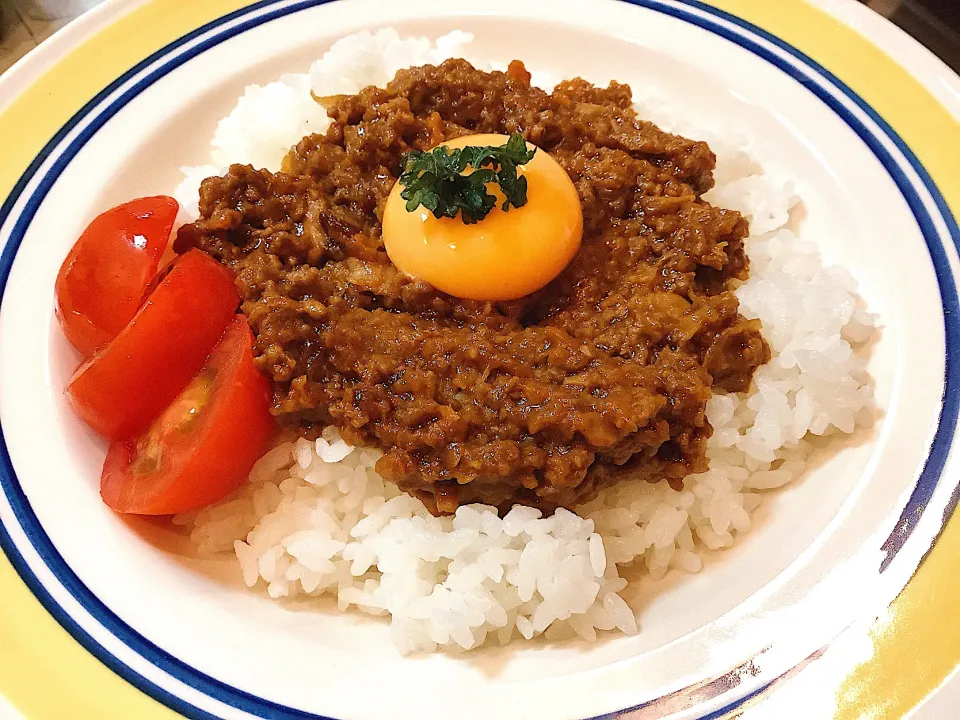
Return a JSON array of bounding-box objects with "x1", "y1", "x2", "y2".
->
[{"x1": 1, "y1": 1, "x2": 958, "y2": 718}]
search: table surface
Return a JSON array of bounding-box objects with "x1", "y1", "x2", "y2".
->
[{"x1": 0, "y1": 1, "x2": 958, "y2": 719}]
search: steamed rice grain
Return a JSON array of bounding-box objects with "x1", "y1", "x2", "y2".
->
[{"x1": 174, "y1": 30, "x2": 877, "y2": 654}]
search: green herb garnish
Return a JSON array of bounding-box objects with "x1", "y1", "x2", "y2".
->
[{"x1": 398, "y1": 133, "x2": 537, "y2": 225}]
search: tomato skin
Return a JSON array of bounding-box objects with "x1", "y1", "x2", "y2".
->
[
  {"x1": 56, "y1": 196, "x2": 179, "y2": 357},
  {"x1": 101, "y1": 316, "x2": 275, "y2": 515},
  {"x1": 67, "y1": 250, "x2": 239, "y2": 440}
]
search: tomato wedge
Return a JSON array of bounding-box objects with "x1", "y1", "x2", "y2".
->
[
  {"x1": 56, "y1": 196, "x2": 179, "y2": 357},
  {"x1": 67, "y1": 249, "x2": 239, "y2": 439},
  {"x1": 101, "y1": 316, "x2": 275, "y2": 515}
]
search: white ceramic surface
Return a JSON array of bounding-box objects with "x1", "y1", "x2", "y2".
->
[{"x1": 0, "y1": 1, "x2": 958, "y2": 719}]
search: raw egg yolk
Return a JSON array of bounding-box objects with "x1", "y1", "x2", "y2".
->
[{"x1": 382, "y1": 133, "x2": 583, "y2": 301}]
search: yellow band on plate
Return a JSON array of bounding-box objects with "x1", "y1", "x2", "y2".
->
[{"x1": 0, "y1": 1, "x2": 957, "y2": 718}]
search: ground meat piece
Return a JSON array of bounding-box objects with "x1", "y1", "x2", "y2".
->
[{"x1": 178, "y1": 59, "x2": 769, "y2": 514}]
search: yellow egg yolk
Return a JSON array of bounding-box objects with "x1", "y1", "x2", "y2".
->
[{"x1": 382, "y1": 133, "x2": 583, "y2": 301}]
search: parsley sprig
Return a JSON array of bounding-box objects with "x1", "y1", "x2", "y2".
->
[{"x1": 398, "y1": 134, "x2": 537, "y2": 225}]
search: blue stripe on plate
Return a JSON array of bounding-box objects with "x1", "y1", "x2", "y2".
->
[
  {"x1": 635, "y1": 0, "x2": 960, "y2": 574},
  {"x1": 0, "y1": 1, "x2": 957, "y2": 719}
]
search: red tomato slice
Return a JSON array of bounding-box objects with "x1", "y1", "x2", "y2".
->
[
  {"x1": 67, "y1": 249, "x2": 239, "y2": 440},
  {"x1": 101, "y1": 316, "x2": 275, "y2": 515},
  {"x1": 56, "y1": 196, "x2": 179, "y2": 357}
]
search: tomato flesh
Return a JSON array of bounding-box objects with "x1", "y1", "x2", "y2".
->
[
  {"x1": 56, "y1": 196, "x2": 179, "y2": 357},
  {"x1": 67, "y1": 249, "x2": 239, "y2": 439},
  {"x1": 101, "y1": 316, "x2": 275, "y2": 515}
]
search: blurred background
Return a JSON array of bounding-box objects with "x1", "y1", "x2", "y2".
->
[
  {"x1": 1, "y1": 0, "x2": 959, "y2": 74},
  {"x1": 862, "y1": 0, "x2": 959, "y2": 70}
]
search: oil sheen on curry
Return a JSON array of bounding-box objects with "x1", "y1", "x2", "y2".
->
[{"x1": 176, "y1": 59, "x2": 770, "y2": 515}]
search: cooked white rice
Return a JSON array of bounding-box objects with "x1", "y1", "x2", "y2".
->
[{"x1": 173, "y1": 30, "x2": 877, "y2": 654}]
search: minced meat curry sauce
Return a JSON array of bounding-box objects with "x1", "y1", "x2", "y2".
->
[{"x1": 176, "y1": 59, "x2": 770, "y2": 515}]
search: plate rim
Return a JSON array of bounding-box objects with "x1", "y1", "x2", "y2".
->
[{"x1": 0, "y1": 0, "x2": 959, "y2": 718}]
